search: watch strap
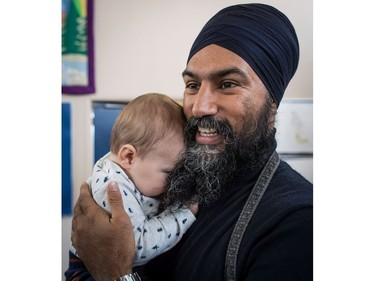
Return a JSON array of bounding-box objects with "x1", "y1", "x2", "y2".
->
[{"x1": 115, "y1": 272, "x2": 141, "y2": 281}]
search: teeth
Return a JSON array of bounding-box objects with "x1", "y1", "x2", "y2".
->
[{"x1": 198, "y1": 127, "x2": 217, "y2": 135}]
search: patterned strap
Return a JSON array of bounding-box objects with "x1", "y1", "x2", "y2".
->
[{"x1": 225, "y1": 151, "x2": 280, "y2": 281}]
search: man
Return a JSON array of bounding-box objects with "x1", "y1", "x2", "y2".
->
[{"x1": 67, "y1": 3, "x2": 313, "y2": 281}]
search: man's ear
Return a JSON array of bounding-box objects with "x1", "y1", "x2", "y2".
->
[{"x1": 117, "y1": 144, "x2": 137, "y2": 169}]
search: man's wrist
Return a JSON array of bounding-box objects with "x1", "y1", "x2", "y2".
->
[{"x1": 114, "y1": 272, "x2": 141, "y2": 281}]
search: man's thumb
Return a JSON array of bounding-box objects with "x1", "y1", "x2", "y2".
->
[{"x1": 107, "y1": 181, "x2": 126, "y2": 218}]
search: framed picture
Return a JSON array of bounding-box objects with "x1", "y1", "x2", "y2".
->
[
  {"x1": 275, "y1": 99, "x2": 313, "y2": 154},
  {"x1": 62, "y1": 0, "x2": 95, "y2": 94}
]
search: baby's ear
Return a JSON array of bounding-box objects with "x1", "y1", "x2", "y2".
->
[{"x1": 117, "y1": 144, "x2": 137, "y2": 169}]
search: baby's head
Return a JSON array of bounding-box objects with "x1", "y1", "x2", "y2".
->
[{"x1": 110, "y1": 93, "x2": 186, "y2": 197}]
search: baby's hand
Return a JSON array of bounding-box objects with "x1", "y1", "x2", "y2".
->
[{"x1": 187, "y1": 202, "x2": 199, "y2": 215}]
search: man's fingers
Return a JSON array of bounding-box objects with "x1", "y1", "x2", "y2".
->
[
  {"x1": 106, "y1": 181, "x2": 134, "y2": 249},
  {"x1": 76, "y1": 182, "x2": 94, "y2": 215},
  {"x1": 107, "y1": 181, "x2": 127, "y2": 221},
  {"x1": 72, "y1": 182, "x2": 90, "y2": 230},
  {"x1": 72, "y1": 182, "x2": 93, "y2": 247},
  {"x1": 73, "y1": 182, "x2": 89, "y2": 214}
]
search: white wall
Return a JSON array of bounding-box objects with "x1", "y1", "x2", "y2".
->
[{"x1": 61, "y1": 0, "x2": 312, "y2": 279}]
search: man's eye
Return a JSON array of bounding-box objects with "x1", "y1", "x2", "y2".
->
[
  {"x1": 186, "y1": 82, "x2": 199, "y2": 90},
  {"x1": 220, "y1": 81, "x2": 237, "y2": 89}
]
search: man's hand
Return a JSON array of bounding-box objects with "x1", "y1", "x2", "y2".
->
[{"x1": 71, "y1": 181, "x2": 135, "y2": 281}]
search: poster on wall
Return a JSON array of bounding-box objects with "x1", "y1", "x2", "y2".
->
[{"x1": 62, "y1": 0, "x2": 95, "y2": 94}]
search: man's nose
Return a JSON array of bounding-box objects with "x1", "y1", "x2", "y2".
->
[{"x1": 191, "y1": 84, "x2": 218, "y2": 118}]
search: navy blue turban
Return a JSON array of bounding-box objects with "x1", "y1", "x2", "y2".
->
[{"x1": 187, "y1": 3, "x2": 300, "y2": 107}]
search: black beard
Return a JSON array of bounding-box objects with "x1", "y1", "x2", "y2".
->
[{"x1": 166, "y1": 98, "x2": 275, "y2": 206}]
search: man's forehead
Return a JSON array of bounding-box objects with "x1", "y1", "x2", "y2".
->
[
  {"x1": 182, "y1": 67, "x2": 250, "y2": 82},
  {"x1": 182, "y1": 45, "x2": 252, "y2": 78}
]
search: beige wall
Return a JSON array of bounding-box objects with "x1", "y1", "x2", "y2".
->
[{"x1": 61, "y1": 0, "x2": 312, "y2": 278}]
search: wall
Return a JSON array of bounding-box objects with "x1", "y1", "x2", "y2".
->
[{"x1": 61, "y1": 0, "x2": 312, "y2": 278}]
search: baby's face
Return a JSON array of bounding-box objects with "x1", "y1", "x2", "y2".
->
[{"x1": 129, "y1": 132, "x2": 185, "y2": 197}]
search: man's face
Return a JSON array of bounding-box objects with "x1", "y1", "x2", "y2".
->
[
  {"x1": 182, "y1": 44, "x2": 273, "y2": 150},
  {"x1": 166, "y1": 44, "x2": 276, "y2": 205}
]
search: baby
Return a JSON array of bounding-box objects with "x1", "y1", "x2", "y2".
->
[{"x1": 70, "y1": 93, "x2": 197, "y2": 268}]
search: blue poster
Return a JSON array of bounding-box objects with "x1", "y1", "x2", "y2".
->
[{"x1": 62, "y1": 103, "x2": 72, "y2": 215}]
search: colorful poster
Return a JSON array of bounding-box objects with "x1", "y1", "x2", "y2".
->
[{"x1": 62, "y1": 0, "x2": 95, "y2": 94}]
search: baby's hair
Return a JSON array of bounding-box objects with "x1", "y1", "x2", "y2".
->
[{"x1": 110, "y1": 93, "x2": 186, "y2": 157}]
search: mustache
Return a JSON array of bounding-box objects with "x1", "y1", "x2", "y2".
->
[{"x1": 184, "y1": 116, "x2": 235, "y2": 145}]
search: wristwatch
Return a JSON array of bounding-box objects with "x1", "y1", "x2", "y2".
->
[{"x1": 115, "y1": 272, "x2": 141, "y2": 281}]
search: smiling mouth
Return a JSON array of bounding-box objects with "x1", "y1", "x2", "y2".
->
[{"x1": 198, "y1": 126, "x2": 218, "y2": 136}]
